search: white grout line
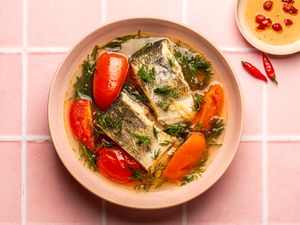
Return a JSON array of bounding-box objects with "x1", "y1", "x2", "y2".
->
[
  {"x1": 220, "y1": 46, "x2": 257, "y2": 53},
  {"x1": 21, "y1": 0, "x2": 28, "y2": 224},
  {"x1": 262, "y1": 84, "x2": 268, "y2": 225},
  {"x1": 0, "y1": 48, "x2": 23, "y2": 53}
]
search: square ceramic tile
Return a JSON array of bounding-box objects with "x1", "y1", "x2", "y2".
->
[
  {"x1": 186, "y1": 0, "x2": 250, "y2": 48},
  {"x1": 105, "y1": 0, "x2": 182, "y2": 23},
  {"x1": 225, "y1": 52, "x2": 264, "y2": 136},
  {"x1": 0, "y1": 0, "x2": 22, "y2": 47},
  {"x1": 27, "y1": 53, "x2": 65, "y2": 135},
  {"x1": 28, "y1": 0, "x2": 101, "y2": 47},
  {"x1": 0, "y1": 142, "x2": 21, "y2": 224},
  {"x1": 26, "y1": 142, "x2": 102, "y2": 224},
  {"x1": 187, "y1": 142, "x2": 262, "y2": 224},
  {"x1": 268, "y1": 142, "x2": 300, "y2": 223},
  {"x1": 267, "y1": 54, "x2": 300, "y2": 135},
  {"x1": 106, "y1": 201, "x2": 182, "y2": 225},
  {"x1": 0, "y1": 54, "x2": 22, "y2": 136}
]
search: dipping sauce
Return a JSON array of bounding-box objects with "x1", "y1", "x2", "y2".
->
[{"x1": 245, "y1": 0, "x2": 300, "y2": 45}]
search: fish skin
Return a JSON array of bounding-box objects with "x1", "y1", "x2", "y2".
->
[
  {"x1": 129, "y1": 39, "x2": 195, "y2": 125},
  {"x1": 95, "y1": 92, "x2": 176, "y2": 171}
]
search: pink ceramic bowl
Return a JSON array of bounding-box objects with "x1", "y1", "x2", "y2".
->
[{"x1": 48, "y1": 18, "x2": 244, "y2": 209}]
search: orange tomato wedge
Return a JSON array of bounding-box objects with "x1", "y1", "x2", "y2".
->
[
  {"x1": 163, "y1": 133, "x2": 206, "y2": 181},
  {"x1": 193, "y1": 84, "x2": 224, "y2": 129}
]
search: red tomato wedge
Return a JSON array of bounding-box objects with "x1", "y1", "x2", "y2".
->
[
  {"x1": 93, "y1": 52, "x2": 129, "y2": 111},
  {"x1": 97, "y1": 147, "x2": 143, "y2": 183},
  {"x1": 163, "y1": 133, "x2": 206, "y2": 181},
  {"x1": 70, "y1": 99, "x2": 95, "y2": 150}
]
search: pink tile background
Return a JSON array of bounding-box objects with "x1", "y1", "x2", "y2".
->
[{"x1": 1, "y1": 0, "x2": 300, "y2": 224}]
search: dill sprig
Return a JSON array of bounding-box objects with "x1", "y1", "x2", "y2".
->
[
  {"x1": 156, "y1": 100, "x2": 170, "y2": 111},
  {"x1": 193, "y1": 93, "x2": 205, "y2": 111},
  {"x1": 163, "y1": 123, "x2": 189, "y2": 138},
  {"x1": 94, "y1": 112, "x2": 123, "y2": 134},
  {"x1": 154, "y1": 85, "x2": 179, "y2": 99},
  {"x1": 79, "y1": 142, "x2": 97, "y2": 170},
  {"x1": 152, "y1": 149, "x2": 161, "y2": 160},
  {"x1": 153, "y1": 126, "x2": 158, "y2": 139},
  {"x1": 123, "y1": 85, "x2": 149, "y2": 103},
  {"x1": 173, "y1": 48, "x2": 213, "y2": 90},
  {"x1": 138, "y1": 66, "x2": 156, "y2": 84},
  {"x1": 168, "y1": 57, "x2": 175, "y2": 68},
  {"x1": 202, "y1": 117, "x2": 225, "y2": 146},
  {"x1": 159, "y1": 140, "x2": 173, "y2": 146},
  {"x1": 133, "y1": 132, "x2": 151, "y2": 151},
  {"x1": 181, "y1": 150, "x2": 209, "y2": 185}
]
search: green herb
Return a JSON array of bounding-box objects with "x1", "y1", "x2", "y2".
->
[
  {"x1": 94, "y1": 112, "x2": 123, "y2": 134},
  {"x1": 152, "y1": 149, "x2": 161, "y2": 160},
  {"x1": 133, "y1": 132, "x2": 151, "y2": 151},
  {"x1": 134, "y1": 162, "x2": 166, "y2": 191},
  {"x1": 174, "y1": 48, "x2": 213, "y2": 90},
  {"x1": 163, "y1": 123, "x2": 189, "y2": 137},
  {"x1": 130, "y1": 168, "x2": 146, "y2": 180},
  {"x1": 153, "y1": 126, "x2": 158, "y2": 139},
  {"x1": 159, "y1": 140, "x2": 173, "y2": 146},
  {"x1": 123, "y1": 85, "x2": 149, "y2": 103},
  {"x1": 73, "y1": 56, "x2": 95, "y2": 99},
  {"x1": 156, "y1": 100, "x2": 170, "y2": 111},
  {"x1": 193, "y1": 93, "x2": 205, "y2": 111},
  {"x1": 79, "y1": 142, "x2": 97, "y2": 170},
  {"x1": 181, "y1": 150, "x2": 209, "y2": 185},
  {"x1": 154, "y1": 85, "x2": 179, "y2": 99},
  {"x1": 204, "y1": 118, "x2": 225, "y2": 142},
  {"x1": 168, "y1": 57, "x2": 175, "y2": 68},
  {"x1": 91, "y1": 45, "x2": 101, "y2": 60},
  {"x1": 101, "y1": 32, "x2": 143, "y2": 51},
  {"x1": 138, "y1": 66, "x2": 156, "y2": 84}
]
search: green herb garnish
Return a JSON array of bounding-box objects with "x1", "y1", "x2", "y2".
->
[
  {"x1": 152, "y1": 149, "x2": 161, "y2": 160},
  {"x1": 159, "y1": 140, "x2": 173, "y2": 146},
  {"x1": 138, "y1": 66, "x2": 156, "y2": 84},
  {"x1": 156, "y1": 100, "x2": 170, "y2": 111},
  {"x1": 79, "y1": 142, "x2": 97, "y2": 170},
  {"x1": 168, "y1": 57, "x2": 175, "y2": 68},
  {"x1": 123, "y1": 85, "x2": 149, "y2": 103},
  {"x1": 133, "y1": 132, "x2": 151, "y2": 151},
  {"x1": 201, "y1": 118, "x2": 225, "y2": 146},
  {"x1": 163, "y1": 123, "x2": 189, "y2": 137},
  {"x1": 94, "y1": 112, "x2": 123, "y2": 134},
  {"x1": 154, "y1": 85, "x2": 179, "y2": 99},
  {"x1": 101, "y1": 32, "x2": 143, "y2": 51},
  {"x1": 181, "y1": 150, "x2": 209, "y2": 185},
  {"x1": 174, "y1": 48, "x2": 213, "y2": 90},
  {"x1": 193, "y1": 93, "x2": 205, "y2": 111},
  {"x1": 153, "y1": 126, "x2": 158, "y2": 139}
]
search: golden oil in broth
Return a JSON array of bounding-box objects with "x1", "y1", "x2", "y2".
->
[
  {"x1": 244, "y1": 0, "x2": 300, "y2": 45},
  {"x1": 64, "y1": 34, "x2": 227, "y2": 191}
]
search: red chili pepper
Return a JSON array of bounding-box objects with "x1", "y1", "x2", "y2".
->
[
  {"x1": 241, "y1": 61, "x2": 268, "y2": 82},
  {"x1": 262, "y1": 53, "x2": 278, "y2": 84}
]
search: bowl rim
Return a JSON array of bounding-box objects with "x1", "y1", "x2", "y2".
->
[
  {"x1": 235, "y1": 0, "x2": 300, "y2": 55},
  {"x1": 48, "y1": 17, "x2": 244, "y2": 209}
]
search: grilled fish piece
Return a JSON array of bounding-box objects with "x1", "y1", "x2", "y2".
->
[
  {"x1": 94, "y1": 92, "x2": 176, "y2": 171},
  {"x1": 129, "y1": 39, "x2": 195, "y2": 125}
]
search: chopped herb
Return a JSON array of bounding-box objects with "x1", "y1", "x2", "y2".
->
[
  {"x1": 138, "y1": 66, "x2": 156, "y2": 84},
  {"x1": 133, "y1": 132, "x2": 151, "y2": 151},
  {"x1": 173, "y1": 48, "x2": 213, "y2": 90},
  {"x1": 154, "y1": 85, "x2": 179, "y2": 99},
  {"x1": 91, "y1": 45, "x2": 101, "y2": 60},
  {"x1": 159, "y1": 140, "x2": 173, "y2": 146},
  {"x1": 181, "y1": 150, "x2": 209, "y2": 185},
  {"x1": 94, "y1": 112, "x2": 123, "y2": 134},
  {"x1": 152, "y1": 149, "x2": 161, "y2": 160},
  {"x1": 156, "y1": 100, "x2": 170, "y2": 111},
  {"x1": 193, "y1": 93, "x2": 205, "y2": 111},
  {"x1": 208, "y1": 139, "x2": 222, "y2": 147},
  {"x1": 123, "y1": 85, "x2": 149, "y2": 103},
  {"x1": 134, "y1": 162, "x2": 166, "y2": 191},
  {"x1": 79, "y1": 142, "x2": 97, "y2": 170},
  {"x1": 73, "y1": 55, "x2": 96, "y2": 100},
  {"x1": 130, "y1": 167, "x2": 146, "y2": 180},
  {"x1": 201, "y1": 118, "x2": 225, "y2": 146},
  {"x1": 168, "y1": 57, "x2": 175, "y2": 68},
  {"x1": 153, "y1": 126, "x2": 158, "y2": 139},
  {"x1": 163, "y1": 123, "x2": 189, "y2": 137}
]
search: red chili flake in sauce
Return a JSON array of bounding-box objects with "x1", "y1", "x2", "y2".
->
[
  {"x1": 261, "y1": 18, "x2": 272, "y2": 27},
  {"x1": 256, "y1": 14, "x2": 266, "y2": 23},
  {"x1": 272, "y1": 22, "x2": 283, "y2": 31},
  {"x1": 283, "y1": 3, "x2": 292, "y2": 12},
  {"x1": 290, "y1": 6, "x2": 298, "y2": 14},
  {"x1": 284, "y1": 18, "x2": 293, "y2": 25},
  {"x1": 263, "y1": 0, "x2": 273, "y2": 10}
]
